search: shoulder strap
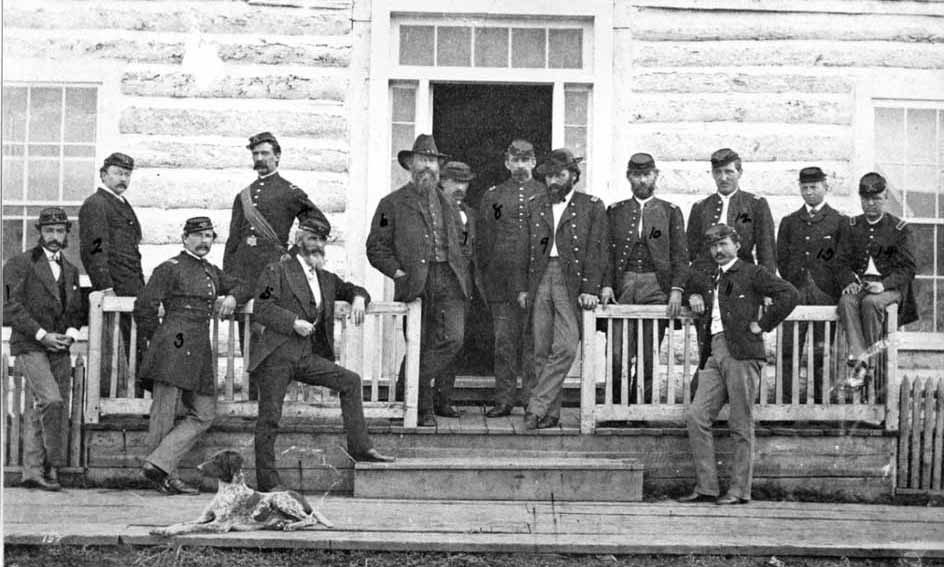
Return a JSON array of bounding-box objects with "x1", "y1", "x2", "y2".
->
[{"x1": 239, "y1": 186, "x2": 285, "y2": 253}]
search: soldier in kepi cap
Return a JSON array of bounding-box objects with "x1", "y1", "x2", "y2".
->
[
  {"x1": 137, "y1": 217, "x2": 251, "y2": 494},
  {"x1": 836, "y1": 172, "x2": 917, "y2": 389},
  {"x1": 223, "y1": 132, "x2": 330, "y2": 399},
  {"x1": 3, "y1": 208, "x2": 85, "y2": 490},
  {"x1": 477, "y1": 140, "x2": 545, "y2": 417}
]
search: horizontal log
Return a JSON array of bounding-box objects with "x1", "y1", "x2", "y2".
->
[
  {"x1": 4, "y1": 1, "x2": 351, "y2": 36},
  {"x1": 634, "y1": 40, "x2": 944, "y2": 69},
  {"x1": 624, "y1": 93, "x2": 851, "y2": 125},
  {"x1": 628, "y1": 10, "x2": 944, "y2": 43},
  {"x1": 628, "y1": 123, "x2": 852, "y2": 162},
  {"x1": 631, "y1": 71, "x2": 853, "y2": 94},
  {"x1": 651, "y1": 161, "x2": 853, "y2": 197},
  {"x1": 122, "y1": 68, "x2": 348, "y2": 101},
  {"x1": 629, "y1": 0, "x2": 944, "y2": 17},
  {"x1": 128, "y1": 168, "x2": 347, "y2": 212},
  {"x1": 122, "y1": 135, "x2": 348, "y2": 171},
  {"x1": 120, "y1": 106, "x2": 347, "y2": 138}
]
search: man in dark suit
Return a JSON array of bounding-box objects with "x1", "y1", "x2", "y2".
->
[
  {"x1": 79, "y1": 152, "x2": 145, "y2": 396},
  {"x1": 681, "y1": 224, "x2": 798, "y2": 505},
  {"x1": 776, "y1": 166, "x2": 846, "y2": 403},
  {"x1": 223, "y1": 132, "x2": 330, "y2": 400},
  {"x1": 3, "y1": 208, "x2": 85, "y2": 491},
  {"x1": 517, "y1": 148, "x2": 608, "y2": 429},
  {"x1": 600, "y1": 153, "x2": 688, "y2": 404},
  {"x1": 836, "y1": 172, "x2": 918, "y2": 389},
  {"x1": 687, "y1": 148, "x2": 776, "y2": 279},
  {"x1": 251, "y1": 218, "x2": 393, "y2": 491},
  {"x1": 366, "y1": 134, "x2": 474, "y2": 427},
  {"x1": 477, "y1": 140, "x2": 545, "y2": 417},
  {"x1": 136, "y1": 217, "x2": 250, "y2": 495}
]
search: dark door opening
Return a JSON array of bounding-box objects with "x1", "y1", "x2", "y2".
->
[{"x1": 433, "y1": 83, "x2": 552, "y2": 377}]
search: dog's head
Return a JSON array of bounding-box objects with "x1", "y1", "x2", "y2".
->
[{"x1": 197, "y1": 450, "x2": 244, "y2": 483}]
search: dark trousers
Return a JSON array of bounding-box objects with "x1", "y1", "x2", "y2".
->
[
  {"x1": 252, "y1": 347, "x2": 372, "y2": 492},
  {"x1": 610, "y1": 272, "x2": 668, "y2": 404},
  {"x1": 489, "y1": 300, "x2": 534, "y2": 407},
  {"x1": 779, "y1": 281, "x2": 837, "y2": 404}
]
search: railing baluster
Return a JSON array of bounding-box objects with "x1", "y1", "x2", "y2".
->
[
  {"x1": 604, "y1": 319, "x2": 613, "y2": 406},
  {"x1": 822, "y1": 320, "x2": 831, "y2": 406},
  {"x1": 651, "y1": 318, "x2": 660, "y2": 406},
  {"x1": 921, "y1": 381, "x2": 935, "y2": 490},
  {"x1": 682, "y1": 320, "x2": 691, "y2": 406},
  {"x1": 636, "y1": 317, "x2": 644, "y2": 405},
  {"x1": 241, "y1": 309, "x2": 252, "y2": 401},
  {"x1": 805, "y1": 321, "x2": 814, "y2": 406},
  {"x1": 910, "y1": 378, "x2": 924, "y2": 488},
  {"x1": 791, "y1": 322, "x2": 799, "y2": 407},
  {"x1": 620, "y1": 319, "x2": 629, "y2": 407},
  {"x1": 109, "y1": 314, "x2": 120, "y2": 399},
  {"x1": 11, "y1": 367, "x2": 23, "y2": 466},
  {"x1": 128, "y1": 318, "x2": 138, "y2": 398},
  {"x1": 933, "y1": 379, "x2": 944, "y2": 491},
  {"x1": 224, "y1": 316, "x2": 236, "y2": 401},
  {"x1": 69, "y1": 356, "x2": 85, "y2": 467},
  {"x1": 212, "y1": 316, "x2": 220, "y2": 392},
  {"x1": 666, "y1": 318, "x2": 675, "y2": 406}
]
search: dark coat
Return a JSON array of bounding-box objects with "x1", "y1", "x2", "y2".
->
[
  {"x1": 249, "y1": 254, "x2": 370, "y2": 372},
  {"x1": 366, "y1": 181, "x2": 473, "y2": 302},
  {"x1": 687, "y1": 189, "x2": 777, "y2": 276},
  {"x1": 776, "y1": 203, "x2": 846, "y2": 299},
  {"x1": 223, "y1": 172, "x2": 328, "y2": 295},
  {"x1": 605, "y1": 196, "x2": 689, "y2": 294},
  {"x1": 3, "y1": 246, "x2": 85, "y2": 356},
  {"x1": 79, "y1": 188, "x2": 145, "y2": 295},
  {"x1": 458, "y1": 202, "x2": 487, "y2": 301},
  {"x1": 835, "y1": 213, "x2": 918, "y2": 327},
  {"x1": 135, "y1": 252, "x2": 246, "y2": 394},
  {"x1": 476, "y1": 178, "x2": 545, "y2": 301},
  {"x1": 519, "y1": 191, "x2": 609, "y2": 324},
  {"x1": 689, "y1": 260, "x2": 799, "y2": 367}
]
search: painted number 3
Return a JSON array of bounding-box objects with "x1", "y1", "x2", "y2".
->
[{"x1": 174, "y1": 333, "x2": 184, "y2": 348}]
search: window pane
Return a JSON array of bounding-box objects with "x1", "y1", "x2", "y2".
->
[
  {"x1": 3, "y1": 158, "x2": 25, "y2": 200},
  {"x1": 906, "y1": 108, "x2": 936, "y2": 164},
  {"x1": 3, "y1": 145, "x2": 24, "y2": 157},
  {"x1": 63, "y1": 145, "x2": 96, "y2": 158},
  {"x1": 391, "y1": 124, "x2": 415, "y2": 159},
  {"x1": 565, "y1": 90, "x2": 589, "y2": 125},
  {"x1": 64, "y1": 87, "x2": 98, "y2": 144},
  {"x1": 937, "y1": 279, "x2": 944, "y2": 332},
  {"x1": 391, "y1": 160, "x2": 410, "y2": 190},
  {"x1": 63, "y1": 160, "x2": 95, "y2": 200},
  {"x1": 28, "y1": 87, "x2": 63, "y2": 143},
  {"x1": 912, "y1": 223, "x2": 934, "y2": 276},
  {"x1": 26, "y1": 158, "x2": 60, "y2": 201},
  {"x1": 874, "y1": 108, "x2": 905, "y2": 164},
  {"x1": 549, "y1": 29, "x2": 582, "y2": 69},
  {"x1": 392, "y1": 87, "x2": 416, "y2": 123},
  {"x1": 512, "y1": 28, "x2": 546, "y2": 68},
  {"x1": 908, "y1": 278, "x2": 934, "y2": 332},
  {"x1": 877, "y1": 164, "x2": 904, "y2": 216},
  {"x1": 28, "y1": 144, "x2": 60, "y2": 157},
  {"x1": 939, "y1": 225, "x2": 944, "y2": 276},
  {"x1": 437, "y1": 26, "x2": 471, "y2": 67},
  {"x1": 474, "y1": 28, "x2": 509, "y2": 68},
  {"x1": 564, "y1": 126, "x2": 587, "y2": 158},
  {"x1": 2, "y1": 87, "x2": 28, "y2": 142},
  {"x1": 2, "y1": 218, "x2": 26, "y2": 260},
  {"x1": 400, "y1": 26, "x2": 434, "y2": 66}
]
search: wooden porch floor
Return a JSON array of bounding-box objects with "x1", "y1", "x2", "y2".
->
[{"x1": 4, "y1": 488, "x2": 943, "y2": 558}]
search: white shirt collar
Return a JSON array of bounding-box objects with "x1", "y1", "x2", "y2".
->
[
  {"x1": 296, "y1": 253, "x2": 317, "y2": 275},
  {"x1": 258, "y1": 170, "x2": 279, "y2": 180},
  {"x1": 99, "y1": 185, "x2": 127, "y2": 203},
  {"x1": 719, "y1": 258, "x2": 737, "y2": 274},
  {"x1": 183, "y1": 249, "x2": 204, "y2": 261},
  {"x1": 717, "y1": 189, "x2": 738, "y2": 202},
  {"x1": 554, "y1": 190, "x2": 575, "y2": 211},
  {"x1": 634, "y1": 195, "x2": 654, "y2": 208},
  {"x1": 806, "y1": 202, "x2": 825, "y2": 215},
  {"x1": 866, "y1": 214, "x2": 884, "y2": 225},
  {"x1": 42, "y1": 247, "x2": 60, "y2": 262}
]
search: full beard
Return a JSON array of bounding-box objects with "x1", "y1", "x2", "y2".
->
[
  {"x1": 547, "y1": 180, "x2": 574, "y2": 204},
  {"x1": 412, "y1": 168, "x2": 439, "y2": 192}
]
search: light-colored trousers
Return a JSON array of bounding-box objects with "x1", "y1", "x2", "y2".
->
[
  {"x1": 838, "y1": 289, "x2": 901, "y2": 359},
  {"x1": 145, "y1": 381, "x2": 216, "y2": 475},
  {"x1": 19, "y1": 351, "x2": 72, "y2": 477},
  {"x1": 529, "y1": 260, "x2": 579, "y2": 419}
]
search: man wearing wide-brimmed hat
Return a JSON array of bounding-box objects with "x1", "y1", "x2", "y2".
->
[
  {"x1": 136, "y1": 217, "x2": 251, "y2": 495},
  {"x1": 366, "y1": 134, "x2": 474, "y2": 427},
  {"x1": 3, "y1": 208, "x2": 85, "y2": 491},
  {"x1": 516, "y1": 148, "x2": 608, "y2": 430}
]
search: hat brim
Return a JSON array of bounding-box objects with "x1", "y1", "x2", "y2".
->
[
  {"x1": 444, "y1": 172, "x2": 476, "y2": 182},
  {"x1": 536, "y1": 157, "x2": 583, "y2": 176},
  {"x1": 35, "y1": 221, "x2": 72, "y2": 230},
  {"x1": 397, "y1": 150, "x2": 450, "y2": 171}
]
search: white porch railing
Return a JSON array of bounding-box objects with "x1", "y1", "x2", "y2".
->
[
  {"x1": 580, "y1": 304, "x2": 900, "y2": 434},
  {"x1": 84, "y1": 292, "x2": 422, "y2": 428}
]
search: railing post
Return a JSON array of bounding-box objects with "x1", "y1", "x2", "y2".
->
[
  {"x1": 580, "y1": 308, "x2": 597, "y2": 434},
  {"x1": 403, "y1": 299, "x2": 421, "y2": 428},
  {"x1": 85, "y1": 291, "x2": 104, "y2": 424},
  {"x1": 69, "y1": 355, "x2": 85, "y2": 467},
  {"x1": 885, "y1": 303, "x2": 900, "y2": 431}
]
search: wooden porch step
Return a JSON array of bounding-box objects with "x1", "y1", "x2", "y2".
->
[{"x1": 354, "y1": 456, "x2": 644, "y2": 502}]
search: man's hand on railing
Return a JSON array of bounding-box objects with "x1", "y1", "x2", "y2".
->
[
  {"x1": 517, "y1": 292, "x2": 528, "y2": 310},
  {"x1": 40, "y1": 332, "x2": 72, "y2": 352},
  {"x1": 217, "y1": 295, "x2": 237, "y2": 318},
  {"x1": 749, "y1": 321, "x2": 762, "y2": 335},
  {"x1": 578, "y1": 293, "x2": 599, "y2": 310},
  {"x1": 667, "y1": 289, "x2": 683, "y2": 318},
  {"x1": 600, "y1": 286, "x2": 615, "y2": 307},
  {"x1": 351, "y1": 296, "x2": 366, "y2": 326},
  {"x1": 293, "y1": 319, "x2": 314, "y2": 337},
  {"x1": 688, "y1": 293, "x2": 705, "y2": 315}
]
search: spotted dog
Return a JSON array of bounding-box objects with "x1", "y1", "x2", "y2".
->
[{"x1": 150, "y1": 450, "x2": 333, "y2": 536}]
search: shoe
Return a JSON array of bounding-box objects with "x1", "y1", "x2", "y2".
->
[
  {"x1": 536, "y1": 415, "x2": 559, "y2": 429},
  {"x1": 418, "y1": 413, "x2": 437, "y2": 427},
  {"x1": 523, "y1": 412, "x2": 538, "y2": 430},
  {"x1": 677, "y1": 492, "x2": 716, "y2": 503},
  {"x1": 159, "y1": 476, "x2": 200, "y2": 495},
  {"x1": 486, "y1": 404, "x2": 513, "y2": 418},
  {"x1": 21, "y1": 474, "x2": 61, "y2": 491},
  {"x1": 715, "y1": 494, "x2": 749, "y2": 505},
  {"x1": 434, "y1": 405, "x2": 461, "y2": 418},
  {"x1": 142, "y1": 461, "x2": 168, "y2": 485},
  {"x1": 354, "y1": 448, "x2": 396, "y2": 463}
]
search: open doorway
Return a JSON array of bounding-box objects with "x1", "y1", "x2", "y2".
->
[{"x1": 432, "y1": 83, "x2": 552, "y2": 376}]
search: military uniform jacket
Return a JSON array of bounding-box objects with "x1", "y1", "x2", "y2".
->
[
  {"x1": 519, "y1": 192, "x2": 608, "y2": 323},
  {"x1": 835, "y1": 213, "x2": 918, "y2": 326},
  {"x1": 135, "y1": 252, "x2": 248, "y2": 394},
  {"x1": 79, "y1": 188, "x2": 145, "y2": 295},
  {"x1": 366, "y1": 182, "x2": 473, "y2": 303},
  {"x1": 688, "y1": 260, "x2": 799, "y2": 368},
  {"x1": 223, "y1": 172, "x2": 328, "y2": 294},
  {"x1": 776, "y1": 203, "x2": 845, "y2": 299},
  {"x1": 3, "y1": 246, "x2": 85, "y2": 356},
  {"x1": 687, "y1": 190, "x2": 776, "y2": 276},
  {"x1": 249, "y1": 253, "x2": 371, "y2": 372},
  {"x1": 476, "y1": 178, "x2": 545, "y2": 301},
  {"x1": 604, "y1": 196, "x2": 689, "y2": 294}
]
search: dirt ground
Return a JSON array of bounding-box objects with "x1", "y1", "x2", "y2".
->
[{"x1": 4, "y1": 547, "x2": 943, "y2": 567}]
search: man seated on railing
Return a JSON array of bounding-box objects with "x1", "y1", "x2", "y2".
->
[
  {"x1": 3, "y1": 208, "x2": 85, "y2": 491},
  {"x1": 251, "y1": 218, "x2": 393, "y2": 493},
  {"x1": 835, "y1": 172, "x2": 918, "y2": 390},
  {"x1": 136, "y1": 217, "x2": 251, "y2": 495},
  {"x1": 681, "y1": 224, "x2": 798, "y2": 505}
]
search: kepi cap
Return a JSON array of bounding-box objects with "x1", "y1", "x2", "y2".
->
[
  {"x1": 536, "y1": 148, "x2": 583, "y2": 176},
  {"x1": 799, "y1": 166, "x2": 827, "y2": 183},
  {"x1": 506, "y1": 139, "x2": 535, "y2": 159},
  {"x1": 441, "y1": 161, "x2": 475, "y2": 182},
  {"x1": 627, "y1": 152, "x2": 656, "y2": 173},
  {"x1": 102, "y1": 152, "x2": 134, "y2": 171},
  {"x1": 397, "y1": 134, "x2": 450, "y2": 171},
  {"x1": 704, "y1": 223, "x2": 739, "y2": 245},
  {"x1": 710, "y1": 148, "x2": 740, "y2": 169},
  {"x1": 858, "y1": 172, "x2": 887, "y2": 196},
  {"x1": 247, "y1": 131, "x2": 279, "y2": 150},
  {"x1": 298, "y1": 217, "x2": 331, "y2": 238},
  {"x1": 183, "y1": 216, "x2": 216, "y2": 235},
  {"x1": 35, "y1": 207, "x2": 72, "y2": 230}
]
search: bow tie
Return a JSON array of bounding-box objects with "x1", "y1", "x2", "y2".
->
[{"x1": 49, "y1": 254, "x2": 61, "y2": 263}]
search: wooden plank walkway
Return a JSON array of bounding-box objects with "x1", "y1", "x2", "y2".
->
[{"x1": 4, "y1": 488, "x2": 943, "y2": 558}]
